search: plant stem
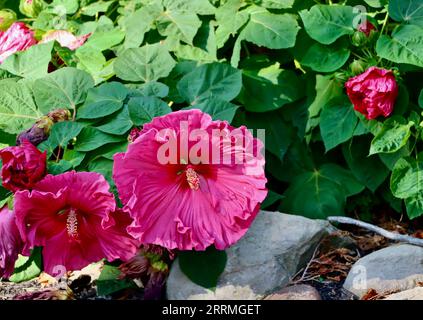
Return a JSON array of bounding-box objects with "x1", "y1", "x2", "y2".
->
[
  {"x1": 379, "y1": 11, "x2": 389, "y2": 36},
  {"x1": 327, "y1": 216, "x2": 423, "y2": 247}
]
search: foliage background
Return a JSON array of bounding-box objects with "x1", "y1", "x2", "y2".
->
[{"x1": 0, "y1": 0, "x2": 422, "y2": 226}]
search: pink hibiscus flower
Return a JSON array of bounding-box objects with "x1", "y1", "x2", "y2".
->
[
  {"x1": 113, "y1": 109, "x2": 268, "y2": 251},
  {"x1": 0, "y1": 22, "x2": 36, "y2": 63},
  {"x1": 14, "y1": 171, "x2": 138, "y2": 275},
  {"x1": 0, "y1": 206, "x2": 24, "y2": 279},
  {"x1": 40, "y1": 30, "x2": 90, "y2": 51}
]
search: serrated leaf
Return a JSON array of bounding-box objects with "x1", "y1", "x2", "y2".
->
[
  {"x1": 369, "y1": 117, "x2": 413, "y2": 155},
  {"x1": 376, "y1": 25, "x2": 423, "y2": 68},
  {"x1": 0, "y1": 43, "x2": 53, "y2": 80},
  {"x1": 114, "y1": 44, "x2": 176, "y2": 82},
  {"x1": 179, "y1": 246, "x2": 227, "y2": 289},
  {"x1": 0, "y1": 80, "x2": 41, "y2": 134},
  {"x1": 33, "y1": 67, "x2": 95, "y2": 114}
]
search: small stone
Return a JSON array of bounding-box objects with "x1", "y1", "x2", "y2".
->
[
  {"x1": 384, "y1": 287, "x2": 423, "y2": 300},
  {"x1": 167, "y1": 211, "x2": 332, "y2": 300},
  {"x1": 343, "y1": 244, "x2": 423, "y2": 298},
  {"x1": 264, "y1": 285, "x2": 321, "y2": 300}
]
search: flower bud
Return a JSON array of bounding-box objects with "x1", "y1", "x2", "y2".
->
[
  {"x1": 351, "y1": 31, "x2": 368, "y2": 47},
  {"x1": 0, "y1": 9, "x2": 17, "y2": 31},
  {"x1": 19, "y1": 0, "x2": 44, "y2": 18},
  {"x1": 47, "y1": 108, "x2": 71, "y2": 123},
  {"x1": 333, "y1": 71, "x2": 348, "y2": 83},
  {"x1": 16, "y1": 116, "x2": 52, "y2": 146},
  {"x1": 349, "y1": 59, "x2": 367, "y2": 75}
]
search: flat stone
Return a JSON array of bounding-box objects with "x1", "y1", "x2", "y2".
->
[
  {"x1": 384, "y1": 287, "x2": 423, "y2": 300},
  {"x1": 264, "y1": 284, "x2": 321, "y2": 300},
  {"x1": 166, "y1": 211, "x2": 332, "y2": 300},
  {"x1": 343, "y1": 244, "x2": 423, "y2": 298}
]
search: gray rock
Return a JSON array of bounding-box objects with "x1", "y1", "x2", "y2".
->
[
  {"x1": 264, "y1": 284, "x2": 321, "y2": 300},
  {"x1": 384, "y1": 287, "x2": 423, "y2": 300},
  {"x1": 343, "y1": 244, "x2": 423, "y2": 298},
  {"x1": 166, "y1": 211, "x2": 332, "y2": 300}
]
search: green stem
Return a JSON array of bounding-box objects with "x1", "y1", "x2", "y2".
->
[{"x1": 379, "y1": 11, "x2": 389, "y2": 36}]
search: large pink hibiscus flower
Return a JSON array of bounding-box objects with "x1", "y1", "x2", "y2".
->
[
  {"x1": 113, "y1": 109, "x2": 267, "y2": 251},
  {"x1": 0, "y1": 206, "x2": 23, "y2": 279},
  {"x1": 14, "y1": 171, "x2": 138, "y2": 275}
]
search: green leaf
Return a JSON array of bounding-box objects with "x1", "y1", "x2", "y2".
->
[
  {"x1": 48, "y1": 160, "x2": 73, "y2": 174},
  {"x1": 419, "y1": 89, "x2": 423, "y2": 108},
  {"x1": 38, "y1": 121, "x2": 84, "y2": 154},
  {"x1": 0, "y1": 43, "x2": 53, "y2": 80},
  {"x1": 9, "y1": 247, "x2": 42, "y2": 283},
  {"x1": 83, "y1": 29, "x2": 125, "y2": 52},
  {"x1": 369, "y1": 117, "x2": 413, "y2": 155},
  {"x1": 215, "y1": 0, "x2": 249, "y2": 48},
  {"x1": 405, "y1": 195, "x2": 423, "y2": 219},
  {"x1": 128, "y1": 96, "x2": 172, "y2": 126},
  {"x1": 179, "y1": 246, "x2": 227, "y2": 289},
  {"x1": 156, "y1": 3, "x2": 202, "y2": 45},
  {"x1": 242, "y1": 8, "x2": 299, "y2": 49},
  {"x1": 376, "y1": 25, "x2": 423, "y2": 68},
  {"x1": 388, "y1": 0, "x2": 423, "y2": 27},
  {"x1": 307, "y1": 75, "x2": 343, "y2": 132},
  {"x1": 280, "y1": 164, "x2": 356, "y2": 219},
  {"x1": 96, "y1": 105, "x2": 133, "y2": 135},
  {"x1": 364, "y1": 0, "x2": 388, "y2": 8},
  {"x1": 261, "y1": 190, "x2": 283, "y2": 209},
  {"x1": 342, "y1": 136, "x2": 389, "y2": 192},
  {"x1": 162, "y1": 0, "x2": 216, "y2": 15},
  {"x1": 260, "y1": 0, "x2": 294, "y2": 9},
  {"x1": 177, "y1": 62, "x2": 242, "y2": 105},
  {"x1": 137, "y1": 82, "x2": 169, "y2": 98},
  {"x1": 239, "y1": 64, "x2": 303, "y2": 112},
  {"x1": 296, "y1": 37, "x2": 350, "y2": 73},
  {"x1": 88, "y1": 157, "x2": 114, "y2": 185},
  {"x1": 33, "y1": 67, "x2": 95, "y2": 114},
  {"x1": 50, "y1": 0, "x2": 79, "y2": 14},
  {"x1": 320, "y1": 96, "x2": 358, "y2": 151},
  {"x1": 184, "y1": 97, "x2": 239, "y2": 122},
  {"x1": 114, "y1": 44, "x2": 176, "y2": 82},
  {"x1": 235, "y1": 111, "x2": 293, "y2": 162},
  {"x1": 0, "y1": 80, "x2": 41, "y2": 134},
  {"x1": 120, "y1": 4, "x2": 161, "y2": 50},
  {"x1": 299, "y1": 4, "x2": 356, "y2": 45},
  {"x1": 391, "y1": 156, "x2": 423, "y2": 199},
  {"x1": 81, "y1": 0, "x2": 115, "y2": 16},
  {"x1": 320, "y1": 163, "x2": 364, "y2": 197},
  {"x1": 97, "y1": 263, "x2": 137, "y2": 296},
  {"x1": 77, "y1": 82, "x2": 129, "y2": 119},
  {"x1": 75, "y1": 127, "x2": 124, "y2": 152}
]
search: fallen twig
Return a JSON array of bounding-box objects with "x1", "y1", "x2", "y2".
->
[{"x1": 327, "y1": 216, "x2": 423, "y2": 247}]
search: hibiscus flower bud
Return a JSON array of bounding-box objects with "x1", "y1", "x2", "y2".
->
[
  {"x1": 357, "y1": 20, "x2": 376, "y2": 37},
  {"x1": 47, "y1": 108, "x2": 71, "y2": 123},
  {"x1": 16, "y1": 116, "x2": 52, "y2": 146},
  {"x1": 0, "y1": 141, "x2": 47, "y2": 192},
  {"x1": 0, "y1": 206, "x2": 24, "y2": 279},
  {"x1": 19, "y1": 0, "x2": 44, "y2": 18},
  {"x1": 0, "y1": 22, "x2": 37, "y2": 63},
  {"x1": 351, "y1": 30, "x2": 368, "y2": 47},
  {"x1": 349, "y1": 59, "x2": 367, "y2": 75},
  {"x1": 345, "y1": 66, "x2": 398, "y2": 120},
  {"x1": 0, "y1": 9, "x2": 17, "y2": 31}
]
